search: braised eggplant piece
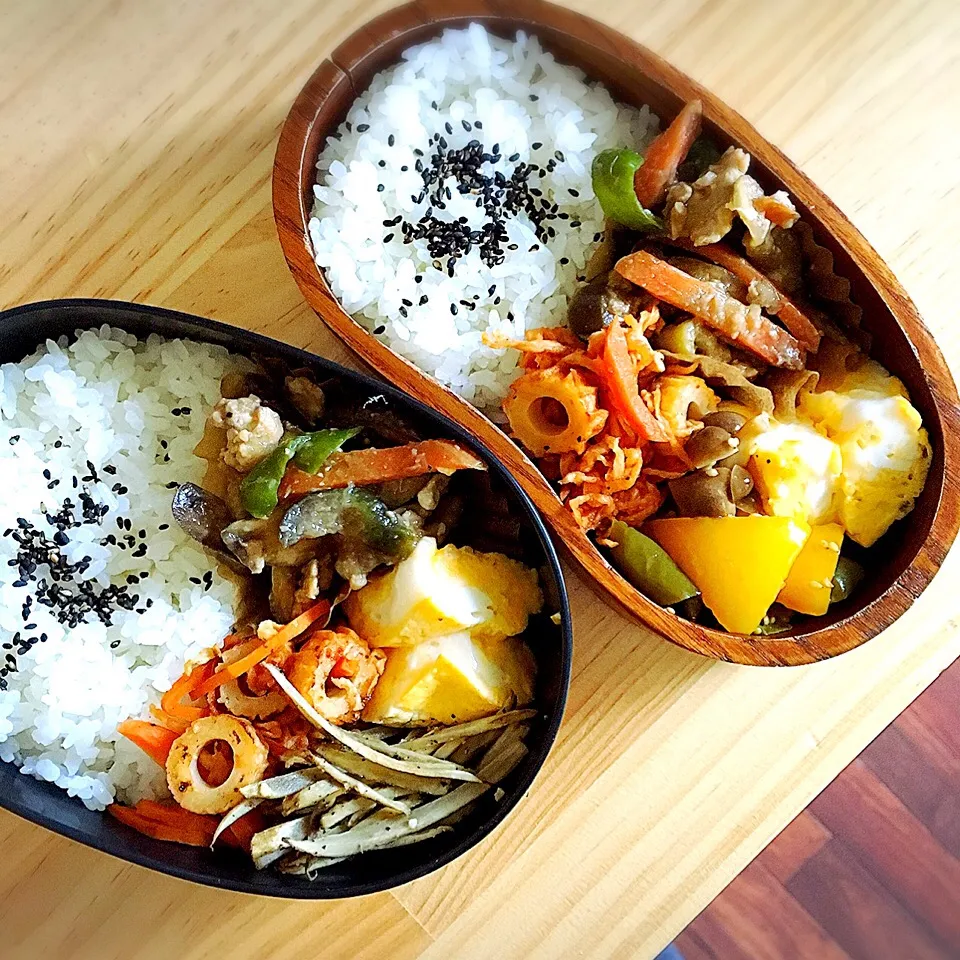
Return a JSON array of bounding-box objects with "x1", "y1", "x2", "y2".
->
[
  {"x1": 172, "y1": 483, "x2": 239, "y2": 563},
  {"x1": 221, "y1": 516, "x2": 322, "y2": 574}
]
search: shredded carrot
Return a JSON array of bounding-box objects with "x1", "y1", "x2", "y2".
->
[
  {"x1": 190, "y1": 600, "x2": 331, "y2": 701},
  {"x1": 279, "y1": 440, "x2": 485, "y2": 500},
  {"x1": 633, "y1": 99, "x2": 703, "y2": 208},
  {"x1": 148, "y1": 706, "x2": 191, "y2": 734},
  {"x1": 117, "y1": 720, "x2": 179, "y2": 767},
  {"x1": 601, "y1": 322, "x2": 669, "y2": 442},
  {"x1": 108, "y1": 801, "x2": 216, "y2": 847},
  {"x1": 160, "y1": 660, "x2": 216, "y2": 723}
]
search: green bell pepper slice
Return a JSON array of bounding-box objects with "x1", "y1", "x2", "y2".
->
[
  {"x1": 591, "y1": 149, "x2": 663, "y2": 232},
  {"x1": 240, "y1": 427, "x2": 360, "y2": 519},
  {"x1": 608, "y1": 519, "x2": 698, "y2": 607},
  {"x1": 830, "y1": 556, "x2": 866, "y2": 604}
]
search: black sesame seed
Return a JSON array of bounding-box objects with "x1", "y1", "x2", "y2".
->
[
  {"x1": 444, "y1": 122, "x2": 453, "y2": 135},
  {"x1": 110, "y1": 639, "x2": 121, "y2": 649},
  {"x1": 419, "y1": 295, "x2": 428, "y2": 305},
  {"x1": 388, "y1": 134, "x2": 395, "y2": 146},
  {"x1": 450, "y1": 304, "x2": 458, "y2": 315},
  {"x1": 532, "y1": 142, "x2": 542, "y2": 150},
  {"x1": 377, "y1": 184, "x2": 385, "y2": 193},
  {"x1": 373, "y1": 325, "x2": 386, "y2": 335},
  {"x1": 383, "y1": 233, "x2": 394, "y2": 243},
  {"x1": 378, "y1": 159, "x2": 386, "y2": 168},
  {"x1": 356, "y1": 123, "x2": 370, "y2": 132}
]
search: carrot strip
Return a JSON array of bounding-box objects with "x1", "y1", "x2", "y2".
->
[
  {"x1": 602, "y1": 323, "x2": 669, "y2": 443},
  {"x1": 190, "y1": 600, "x2": 331, "y2": 701},
  {"x1": 117, "y1": 720, "x2": 179, "y2": 767},
  {"x1": 633, "y1": 99, "x2": 703, "y2": 208},
  {"x1": 108, "y1": 802, "x2": 216, "y2": 847},
  {"x1": 278, "y1": 439, "x2": 485, "y2": 500},
  {"x1": 661, "y1": 239, "x2": 821, "y2": 350},
  {"x1": 160, "y1": 660, "x2": 216, "y2": 723},
  {"x1": 615, "y1": 250, "x2": 805, "y2": 370}
]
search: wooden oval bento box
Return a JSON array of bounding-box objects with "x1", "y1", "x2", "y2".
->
[{"x1": 272, "y1": 0, "x2": 960, "y2": 666}]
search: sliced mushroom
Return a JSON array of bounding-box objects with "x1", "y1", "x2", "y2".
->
[
  {"x1": 683, "y1": 426, "x2": 739, "y2": 469},
  {"x1": 701, "y1": 411, "x2": 747, "y2": 435},
  {"x1": 729, "y1": 464, "x2": 755, "y2": 501},
  {"x1": 669, "y1": 467, "x2": 736, "y2": 517},
  {"x1": 269, "y1": 566, "x2": 298, "y2": 622}
]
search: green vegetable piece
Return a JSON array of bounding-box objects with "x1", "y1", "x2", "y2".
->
[
  {"x1": 608, "y1": 519, "x2": 698, "y2": 606},
  {"x1": 830, "y1": 556, "x2": 866, "y2": 603},
  {"x1": 240, "y1": 428, "x2": 359, "y2": 519},
  {"x1": 292, "y1": 428, "x2": 360, "y2": 474},
  {"x1": 278, "y1": 485, "x2": 418, "y2": 561},
  {"x1": 591, "y1": 149, "x2": 663, "y2": 232}
]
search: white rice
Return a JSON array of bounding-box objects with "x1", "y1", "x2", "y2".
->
[
  {"x1": 309, "y1": 24, "x2": 658, "y2": 416},
  {"x1": 0, "y1": 327, "x2": 239, "y2": 810}
]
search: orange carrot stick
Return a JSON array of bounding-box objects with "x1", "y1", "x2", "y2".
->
[
  {"x1": 117, "y1": 720, "x2": 179, "y2": 767},
  {"x1": 278, "y1": 440, "x2": 485, "y2": 500},
  {"x1": 633, "y1": 99, "x2": 703, "y2": 208},
  {"x1": 602, "y1": 322, "x2": 669, "y2": 443}
]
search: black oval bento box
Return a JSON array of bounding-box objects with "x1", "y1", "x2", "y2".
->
[{"x1": 0, "y1": 299, "x2": 572, "y2": 898}]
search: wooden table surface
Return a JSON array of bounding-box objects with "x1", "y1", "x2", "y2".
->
[{"x1": 1, "y1": 1, "x2": 958, "y2": 957}]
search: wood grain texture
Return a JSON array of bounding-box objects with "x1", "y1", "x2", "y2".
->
[
  {"x1": 678, "y1": 656, "x2": 960, "y2": 960},
  {"x1": 272, "y1": 0, "x2": 960, "y2": 666},
  {"x1": 0, "y1": 0, "x2": 959, "y2": 957}
]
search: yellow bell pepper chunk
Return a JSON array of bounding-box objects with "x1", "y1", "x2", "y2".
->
[
  {"x1": 645, "y1": 516, "x2": 810, "y2": 634},
  {"x1": 778, "y1": 522, "x2": 844, "y2": 616}
]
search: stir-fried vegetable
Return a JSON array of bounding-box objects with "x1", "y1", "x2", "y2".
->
[
  {"x1": 607, "y1": 520, "x2": 699, "y2": 606},
  {"x1": 662, "y1": 239, "x2": 821, "y2": 351},
  {"x1": 633, "y1": 99, "x2": 703, "y2": 209},
  {"x1": 189, "y1": 600, "x2": 331, "y2": 701},
  {"x1": 591, "y1": 148, "x2": 662, "y2": 231},
  {"x1": 278, "y1": 486, "x2": 418, "y2": 566},
  {"x1": 830, "y1": 555, "x2": 866, "y2": 603},
  {"x1": 278, "y1": 439, "x2": 485, "y2": 500},
  {"x1": 240, "y1": 428, "x2": 360, "y2": 518},
  {"x1": 602, "y1": 321, "x2": 669, "y2": 441},
  {"x1": 117, "y1": 720, "x2": 179, "y2": 767},
  {"x1": 615, "y1": 250, "x2": 805, "y2": 370}
]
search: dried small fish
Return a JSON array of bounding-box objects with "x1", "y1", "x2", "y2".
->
[
  {"x1": 311, "y1": 755, "x2": 413, "y2": 814},
  {"x1": 401, "y1": 710, "x2": 538, "y2": 752},
  {"x1": 241, "y1": 767, "x2": 325, "y2": 800},
  {"x1": 287, "y1": 783, "x2": 489, "y2": 859},
  {"x1": 265, "y1": 663, "x2": 480, "y2": 782},
  {"x1": 281, "y1": 778, "x2": 344, "y2": 817}
]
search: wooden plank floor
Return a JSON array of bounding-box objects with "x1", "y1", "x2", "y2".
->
[{"x1": 676, "y1": 657, "x2": 960, "y2": 960}]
